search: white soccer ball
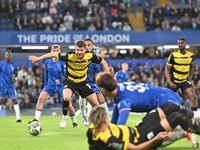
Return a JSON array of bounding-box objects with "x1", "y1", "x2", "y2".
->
[{"x1": 28, "y1": 121, "x2": 42, "y2": 136}]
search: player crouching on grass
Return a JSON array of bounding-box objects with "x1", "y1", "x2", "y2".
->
[{"x1": 87, "y1": 104, "x2": 200, "y2": 150}]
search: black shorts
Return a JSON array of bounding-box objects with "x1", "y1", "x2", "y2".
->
[
  {"x1": 136, "y1": 109, "x2": 164, "y2": 148},
  {"x1": 169, "y1": 81, "x2": 192, "y2": 92},
  {"x1": 63, "y1": 79, "x2": 94, "y2": 98}
]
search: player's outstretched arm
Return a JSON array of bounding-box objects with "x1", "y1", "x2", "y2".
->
[
  {"x1": 29, "y1": 52, "x2": 59, "y2": 63},
  {"x1": 127, "y1": 132, "x2": 169, "y2": 150}
]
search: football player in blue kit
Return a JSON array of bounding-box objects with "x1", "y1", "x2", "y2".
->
[
  {"x1": 76, "y1": 38, "x2": 109, "y2": 126},
  {"x1": 114, "y1": 63, "x2": 129, "y2": 83},
  {"x1": 0, "y1": 50, "x2": 22, "y2": 122},
  {"x1": 31, "y1": 45, "x2": 78, "y2": 127},
  {"x1": 96, "y1": 72, "x2": 200, "y2": 148}
]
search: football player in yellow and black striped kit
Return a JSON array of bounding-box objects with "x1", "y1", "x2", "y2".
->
[
  {"x1": 29, "y1": 40, "x2": 110, "y2": 123},
  {"x1": 165, "y1": 37, "x2": 197, "y2": 110},
  {"x1": 87, "y1": 105, "x2": 200, "y2": 150}
]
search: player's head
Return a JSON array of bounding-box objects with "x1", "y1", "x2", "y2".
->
[
  {"x1": 5, "y1": 49, "x2": 12, "y2": 61},
  {"x1": 88, "y1": 106, "x2": 108, "y2": 128},
  {"x1": 51, "y1": 44, "x2": 61, "y2": 53},
  {"x1": 84, "y1": 38, "x2": 94, "y2": 52},
  {"x1": 121, "y1": 63, "x2": 129, "y2": 72},
  {"x1": 75, "y1": 40, "x2": 87, "y2": 58},
  {"x1": 178, "y1": 37, "x2": 186, "y2": 51},
  {"x1": 96, "y1": 72, "x2": 118, "y2": 97}
]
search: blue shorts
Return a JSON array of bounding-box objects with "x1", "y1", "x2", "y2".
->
[
  {"x1": 87, "y1": 82, "x2": 100, "y2": 94},
  {"x1": 43, "y1": 84, "x2": 64, "y2": 101},
  {"x1": 0, "y1": 83, "x2": 17, "y2": 99}
]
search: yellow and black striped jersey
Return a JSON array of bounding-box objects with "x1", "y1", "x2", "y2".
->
[
  {"x1": 166, "y1": 50, "x2": 194, "y2": 83},
  {"x1": 87, "y1": 123, "x2": 140, "y2": 150},
  {"x1": 57, "y1": 52, "x2": 102, "y2": 83}
]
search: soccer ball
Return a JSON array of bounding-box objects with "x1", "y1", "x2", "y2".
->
[{"x1": 28, "y1": 121, "x2": 42, "y2": 136}]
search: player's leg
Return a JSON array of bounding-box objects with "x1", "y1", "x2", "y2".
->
[
  {"x1": 33, "y1": 91, "x2": 50, "y2": 121},
  {"x1": 78, "y1": 83, "x2": 99, "y2": 107},
  {"x1": 182, "y1": 85, "x2": 197, "y2": 110},
  {"x1": 78, "y1": 95, "x2": 88, "y2": 126},
  {"x1": 157, "y1": 106, "x2": 200, "y2": 135},
  {"x1": 8, "y1": 86, "x2": 22, "y2": 122},
  {"x1": 68, "y1": 101, "x2": 78, "y2": 127},
  {"x1": 85, "y1": 93, "x2": 99, "y2": 107},
  {"x1": 89, "y1": 83, "x2": 109, "y2": 114},
  {"x1": 159, "y1": 102, "x2": 199, "y2": 147},
  {"x1": 59, "y1": 88, "x2": 73, "y2": 128},
  {"x1": 96, "y1": 92, "x2": 109, "y2": 115}
]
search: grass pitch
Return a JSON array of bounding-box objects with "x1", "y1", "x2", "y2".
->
[{"x1": 0, "y1": 115, "x2": 199, "y2": 150}]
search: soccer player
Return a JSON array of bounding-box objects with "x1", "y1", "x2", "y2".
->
[
  {"x1": 165, "y1": 37, "x2": 197, "y2": 110},
  {"x1": 114, "y1": 63, "x2": 129, "y2": 83},
  {"x1": 87, "y1": 105, "x2": 200, "y2": 150},
  {"x1": 77, "y1": 38, "x2": 109, "y2": 126},
  {"x1": 0, "y1": 50, "x2": 22, "y2": 122},
  {"x1": 29, "y1": 40, "x2": 110, "y2": 125},
  {"x1": 30, "y1": 45, "x2": 78, "y2": 127},
  {"x1": 96, "y1": 72, "x2": 200, "y2": 147}
]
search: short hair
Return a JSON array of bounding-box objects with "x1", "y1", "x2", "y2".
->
[
  {"x1": 88, "y1": 106, "x2": 107, "y2": 128},
  {"x1": 51, "y1": 44, "x2": 61, "y2": 49},
  {"x1": 75, "y1": 40, "x2": 86, "y2": 48},
  {"x1": 96, "y1": 72, "x2": 117, "y2": 92},
  {"x1": 84, "y1": 38, "x2": 93, "y2": 44},
  {"x1": 178, "y1": 37, "x2": 186, "y2": 41}
]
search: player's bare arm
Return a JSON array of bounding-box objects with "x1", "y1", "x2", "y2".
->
[
  {"x1": 188, "y1": 63, "x2": 194, "y2": 81},
  {"x1": 29, "y1": 52, "x2": 59, "y2": 63},
  {"x1": 126, "y1": 132, "x2": 169, "y2": 150},
  {"x1": 165, "y1": 65, "x2": 177, "y2": 88}
]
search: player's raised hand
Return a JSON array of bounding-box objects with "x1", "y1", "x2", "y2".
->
[{"x1": 28, "y1": 56, "x2": 40, "y2": 63}]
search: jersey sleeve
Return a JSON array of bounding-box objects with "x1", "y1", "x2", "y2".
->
[
  {"x1": 117, "y1": 100, "x2": 131, "y2": 125},
  {"x1": 166, "y1": 54, "x2": 174, "y2": 66},
  {"x1": 91, "y1": 54, "x2": 102, "y2": 64},
  {"x1": 58, "y1": 52, "x2": 68, "y2": 62}
]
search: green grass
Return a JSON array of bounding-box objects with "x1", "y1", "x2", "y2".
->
[{"x1": 0, "y1": 115, "x2": 199, "y2": 150}]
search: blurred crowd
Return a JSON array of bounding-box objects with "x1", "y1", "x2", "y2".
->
[
  {"x1": 1, "y1": 0, "x2": 200, "y2": 31},
  {"x1": 143, "y1": 0, "x2": 200, "y2": 31},
  {"x1": 0, "y1": 0, "x2": 132, "y2": 31}
]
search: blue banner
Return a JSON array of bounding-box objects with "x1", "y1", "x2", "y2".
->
[{"x1": 0, "y1": 30, "x2": 200, "y2": 45}]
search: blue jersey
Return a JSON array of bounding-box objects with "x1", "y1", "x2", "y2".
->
[
  {"x1": 0, "y1": 60, "x2": 18, "y2": 99},
  {"x1": 44, "y1": 59, "x2": 65, "y2": 86},
  {"x1": 114, "y1": 70, "x2": 129, "y2": 83},
  {"x1": 0, "y1": 60, "x2": 18, "y2": 85},
  {"x1": 43, "y1": 59, "x2": 65, "y2": 100},
  {"x1": 111, "y1": 82, "x2": 183, "y2": 125}
]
